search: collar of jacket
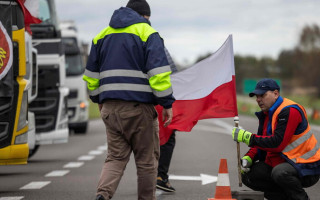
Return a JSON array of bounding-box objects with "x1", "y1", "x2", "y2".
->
[
  {"x1": 266, "y1": 96, "x2": 283, "y2": 134},
  {"x1": 109, "y1": 7, "x2": 151, "y2": 29},
  {"x1": 255, "y1": 96, "x2": 284, "y2": 135}
]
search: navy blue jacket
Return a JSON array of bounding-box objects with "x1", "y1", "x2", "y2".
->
[{"x1": 83, "y1": 7, "x2": 175, "y2": 108}]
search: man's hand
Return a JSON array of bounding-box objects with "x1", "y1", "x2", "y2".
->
[
  {"x1": 232, "y1": 127, "x2": 253, "y2": 145},
  {"x1": 162, "y1": 108, "x2": 173, "y2": 127},
  {"x1": 241, "y1": 155, "x2": 252, "y2": 168}
]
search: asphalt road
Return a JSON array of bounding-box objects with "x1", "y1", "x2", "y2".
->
[{"x1": 1, "y1": 115, "x2": 320, "y2": 200}]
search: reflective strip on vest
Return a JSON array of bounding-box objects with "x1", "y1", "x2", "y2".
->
[
  {"x1": 100, "y1": 83, "x2": 152, "y2": 92},
  {"x1": 100, "y1": 69, "x2": 148, "y2": 79},
  {"x1": 147, "y1": 65, "x2": 171, "y2": 78},
  {"x1": 88, "y1": 83, "x2": 153, "y2": 97},
  {"x1": 282, "y1": 129, "x2": 320, "y2": 163},
  {"x1": 300, "y1": 141, "x2": 320, "y2": 160},
  {"x1": 89, "y1": 88, "x2": 100, "y2": 96},
  {"x1": 153, "y1": 87, "x2": 173, "y2": 98},
  {"x1": 84, "y1": 69, "x2": 99, "y2": 79},
  {"x1": 85, "y1": 68, "x2": 173, "y2": 97},
  {"x1": 283, "y1": 131, "x2": 313, "y2": 153}
]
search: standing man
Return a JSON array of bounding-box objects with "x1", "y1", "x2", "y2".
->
[
  {"x1": 156, "y1": 48, "x2": 177, "y2": 192},
  {"x1": 157, "y1": 131, "x2": 176, "y2": 192},
  {"x1": 83, "y1": 0, "x2": 175, "y2": 199},
  {"x1": 232, "y1": 78, "x2": 320, "y2": 200}
]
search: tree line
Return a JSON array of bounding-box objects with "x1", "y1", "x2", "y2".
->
[{"x1": 188, "y1": 24, "x2": 320, "y2": 97}]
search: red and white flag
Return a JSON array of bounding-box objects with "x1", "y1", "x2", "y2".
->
[
  {"x1": 16, "y1": 0, "x2": 42, "y2": 34},
  {"x1": 157, "y1": 35, "x2": 238, "y2": 145}
]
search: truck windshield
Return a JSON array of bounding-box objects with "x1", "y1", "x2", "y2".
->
[
  {"x1": 38, "y1": 0, "x2": 59, "y2": 29},
  {"x1": 65, "y1": 54, "x2": 84, "y2": 76}
]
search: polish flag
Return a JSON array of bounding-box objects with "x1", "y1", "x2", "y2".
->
[
  {"x1": 16, "y1": 0, "x2": 42, "y2": 34},
  {"x1": 157, "y1": 35, "x2": 238, "y2": 145}
]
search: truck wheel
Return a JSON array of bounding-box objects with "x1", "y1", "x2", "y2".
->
[
  {"x1": 29, "y1": 145, "x2": 40, "y2": 158},
  {"x1": 73, "y1": 122, "x2": 88, "y2": 134}
]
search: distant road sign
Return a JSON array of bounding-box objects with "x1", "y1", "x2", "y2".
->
[{"x1": 243, "y1": 79, "x2": 281, "y2": 95}]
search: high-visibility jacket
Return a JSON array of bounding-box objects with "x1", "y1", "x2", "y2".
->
[
  {"x1": 271, "y1": 98, "x2": 320, "y2": 176},
  {"x1": 83, "y1": 7, "x2": 175, "y2": 108}
]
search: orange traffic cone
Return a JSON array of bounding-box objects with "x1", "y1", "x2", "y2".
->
[{"x1": 208, "y1": 159, "x2": 236, "y2": 200}]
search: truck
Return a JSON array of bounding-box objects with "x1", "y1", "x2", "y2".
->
[
  {"x1": 25, "y1": 32, "x2": 38, "y2": 157},
  {"x1": 0, "y1": 0, "x2": 29, "y2": 165},
  {"x1": 60, "y1": 21, "x2": 89, "y2": 134},
  {"x1": 28, "y1": 0, "x2": 69, "y2": 155}
]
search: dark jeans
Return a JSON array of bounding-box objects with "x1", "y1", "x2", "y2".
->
[
  {"x1": 242, "y1": 161, "x2": 319, "y2": 200},
  {"x1": 158, "y1": 132, "x2": 176, "y2": 180}
]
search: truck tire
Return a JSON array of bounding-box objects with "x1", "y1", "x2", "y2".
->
[
  {"x1": 28, "y1": 145, "x2": 40, "y2": 158},
  {"x1": 73, "y1": 122, "x2": 88, "y2": 134}
]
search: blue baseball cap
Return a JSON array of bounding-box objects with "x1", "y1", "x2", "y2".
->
[{"x1": 249, "y1": 78, "x2": 280, "y2": 97}]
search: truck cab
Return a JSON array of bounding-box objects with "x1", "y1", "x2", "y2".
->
[
  {"x1": 0, "y1": 0, "x2": 29, "y2": 165},
  {"x1": 60, "y1": 21, "x2": 89, "y2": 134},
  {"x1": 25, "y1": 32, "x2": 38, "y2": 157},
  {"x1": 29, "y1": 0, "x2": 69, "y2": 149}
]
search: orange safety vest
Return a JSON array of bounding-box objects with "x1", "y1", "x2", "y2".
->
[{"x1": 271, "y1": 98, "x2": 320, "y2": 164}]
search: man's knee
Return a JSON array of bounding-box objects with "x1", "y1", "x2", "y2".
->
[
  {"x1": 271, "y1": 163, "x2": 296, "y2": 184},
  {"x1": 271, "y1": 168, "x2": 287, "y2": 184}
]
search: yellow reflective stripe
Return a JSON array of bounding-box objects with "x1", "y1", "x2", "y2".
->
[
  {"x1": 83, "y1": 75, "x2": 99, "y2": 91},
  {"x1": 93, "y1": 27, "x2": 109, "y2": 45},
  {"x1": 93, "y1": 23, "x2": 157, "y2": 44},
  {"x1": 149, "y1": 71, "x2": 172, "y2": 92}
]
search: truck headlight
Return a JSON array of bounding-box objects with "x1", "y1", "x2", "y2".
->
[
  {"x1": 17, "y1": 90, "x2": 28, "y2": 131},
  {"x1": 15, "y1": 131, "x2": 28, "y2": 144}
]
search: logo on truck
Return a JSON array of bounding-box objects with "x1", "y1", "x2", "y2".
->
[{"x1": 0, "y1": 21, "x2": 13, "y2": 80}]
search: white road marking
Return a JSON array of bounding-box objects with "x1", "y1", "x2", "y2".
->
[
  {"x1": 155, "y1": 190, "x2": 164, "y2": 196},
  {"x1": 63, "y1": 162, "x2": 84, "y2": 168},
  {"x1": 78, "y1": 155, "x2": 95, "y2": 161},
  {"x1": 0, "y1": 197, "x2": 24, "y2": 200},
  {"x1": 89, "y1": 150, "x2": 103, "y2": 155},
  {"x1": 169, "y1": 174, "x2": 217, "y2": 185},
  {"x1": 97, "y1": 145, "x2": 107, "y2": 151},
  {"x1": 45, "y1": 170, "x2": 70, "y2": 177},
  {"x1": 20, "y1": 181, "x2": 51, "y2": 190}
]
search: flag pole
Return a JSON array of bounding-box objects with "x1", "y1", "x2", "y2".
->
[{"x1": 234, "y1": 116, "x2": 242, "y2": 187}]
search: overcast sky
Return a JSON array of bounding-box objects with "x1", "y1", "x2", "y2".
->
[{"x1": 55, "y1": 0, "x2": 320, "y2": 64}]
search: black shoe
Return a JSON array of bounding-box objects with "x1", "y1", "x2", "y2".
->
[
  {"x1": 96, "y1": 194, "x2": 105, "y2": 200},
  {"x1": 156, "y1": 177, "x2": 176, "y2": 192}
]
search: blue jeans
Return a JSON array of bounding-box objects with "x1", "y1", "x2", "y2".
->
[{"x1": 242, "y1": 161, "x2": 319, "y2": 200}]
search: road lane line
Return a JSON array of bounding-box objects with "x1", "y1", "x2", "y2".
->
[
  {"x1": 78, "y1": 155, "x2": 95, "y2": 161},
  {"x1": 45, "y1": 170, "x2": 70, "y2": 177},
  {"x1": 0, "y1": 197, "x2": 24, "y2": 200},
  {"x1": 89, "y1": 150, "x2": 103, "y2": 155},
  {"x1": 63, "y1": 162, "x2": 84, "y2": 168},
  {"x1": 20, "y1": 181, "x2": 51, "y2": 190},
  {"x1": 97, "y1": 145, "x2": 107, "y2": 151},
  {"x1": 155, "y1": 190, "x2": 164, "y2": 196}
]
